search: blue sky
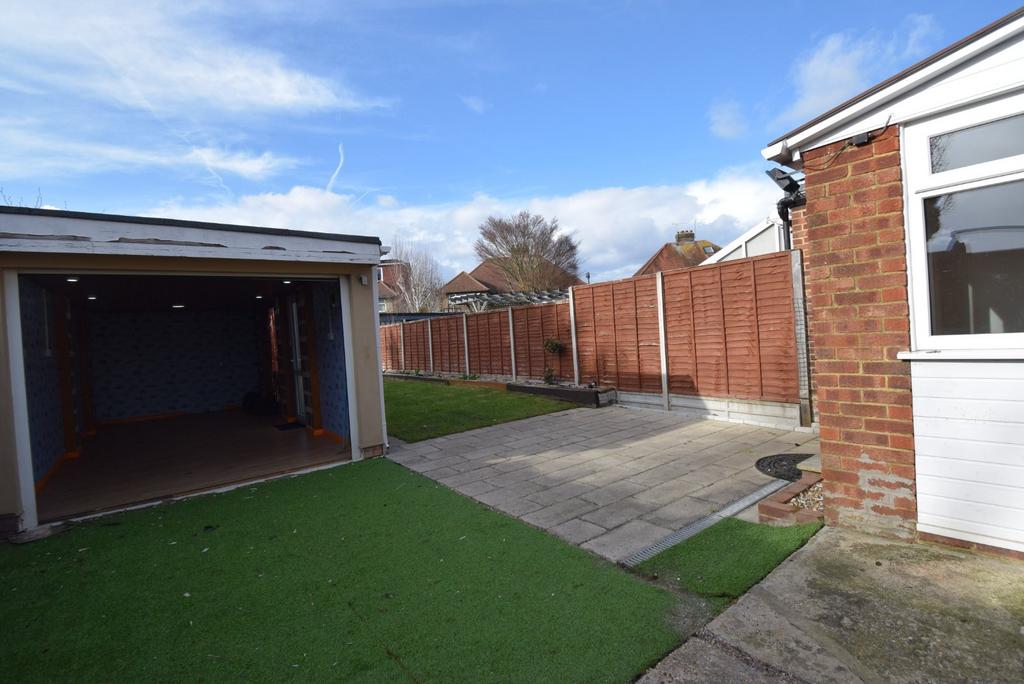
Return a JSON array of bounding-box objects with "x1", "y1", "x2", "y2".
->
[{"x1": 1, "y1": 1, "x2": 1018, "y2": 281}]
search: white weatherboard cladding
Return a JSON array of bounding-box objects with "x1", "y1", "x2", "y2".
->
[{"x1": 911, "y1": 360, "x2": 1024, "y2": 553}]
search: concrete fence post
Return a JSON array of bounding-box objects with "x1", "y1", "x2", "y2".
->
[
  {"x1": 399, "y1": 321, "x2": 406, "y2": 371},
  {"x1": 462, "y1": 313, "x2": 470, "y2": 376},
  {"x1": 790, "y1": 250, "x2": 813, "y2": 427},
  {"x1": 568, "y1": 288, "x2": 580, "y2": 386},
  {"x1": 655, "y1": 271, "x2": 670, "y2": 410},
  {"x1": 508, "y1": 307, "x2": 517, "y2": 382},
  {"x1": 426, "y1": 319, "x2": 434, "y2": 374}
]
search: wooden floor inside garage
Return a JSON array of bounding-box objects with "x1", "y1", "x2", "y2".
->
[{"x1": 36, "y1": 411, "x2": 351, "y2": 523}]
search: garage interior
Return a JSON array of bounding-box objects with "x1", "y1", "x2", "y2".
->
[{"x1": 20, "y1": 273, "x2": 353, "y2": 522}]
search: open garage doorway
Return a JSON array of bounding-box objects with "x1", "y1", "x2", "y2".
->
[{"x1": 20, "y1": 273, "x2": 353, "y2": 522}]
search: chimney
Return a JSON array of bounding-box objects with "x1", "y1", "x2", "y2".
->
[{"x1": 675, "y1": 229, "x2": 695, "y2": 244}]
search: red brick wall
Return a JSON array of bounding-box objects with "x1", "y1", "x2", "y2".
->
[{"x1": 797, "y1": 125, "x2": 916, "y2": 539}]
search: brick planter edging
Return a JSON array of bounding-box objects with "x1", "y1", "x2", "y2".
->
[{"x1": 758, "y1": 472, "x2": 824, "y2": 525}]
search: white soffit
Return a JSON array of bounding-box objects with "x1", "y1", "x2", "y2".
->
[{"x1": 763, "y1": 13, "x2": 1024, "y2": 167}]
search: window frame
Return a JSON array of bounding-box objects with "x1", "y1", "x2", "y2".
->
[{"x1": 904, "y1": 92, "x2": 1024, "y2": 352}]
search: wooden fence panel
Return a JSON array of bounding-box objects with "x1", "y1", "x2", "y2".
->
[
  {"x1": 403, "y1": 320, "x2": 430, "y2": 372},
  {"x1": 753, "y1": 256, "x2": 799, "y2": 402},
  {"x1": 662, "y1": 270, "x2": 698, "y2": 395},
  {"x1": 721, "y1": 261, "x2": 761, "y2": 400},
  {"x1": 690, "y1": 266, "x2": 728, "y2": 396},
  {"x1": 467, "y1": 310, "x2": 512, "y2": 376},
  {"x1": 379, "y1": 252, "x2": 799, "y2": 404},
  {"x1": 431, "y1": 316, "x2": 465, "y2": 374}
]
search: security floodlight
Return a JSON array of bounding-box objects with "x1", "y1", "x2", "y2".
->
[{"x1": 765, "y1": 168, "x2": 801, "y2": 194}]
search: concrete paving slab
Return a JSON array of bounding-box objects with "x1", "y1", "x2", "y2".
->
[
  {"x1": 581, "y1": 520, "x2": 673, "y2": 561},
  {"x1": 520, "y1": 497, "x2": 597, "y2": 529},
  {"x1": 549, "y1": 518, "x2": 607, "y2": 545},
  {"x1": 644, "y1": 496, "x2": 719, "y2": 529},
  {"x1": 581, "y1": 498, "x2": 660, "y2": 530}
]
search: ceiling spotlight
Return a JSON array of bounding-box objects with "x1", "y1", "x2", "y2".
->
[
  {"x1": 172, "y1": 304, "x2": 185, "y2": 309},
  {"x1": 256, "y1": 295, "x2": 263, "y2": 299},
  {"x1": 282, "y1": 280, "x2": 292, "y2": 284},
  {"x1": 765, "y1": 168, "x2": 802, "y2": 194},
  {"x1": 66, "y1": 277, "x2": 79, "y2": 283},
  {"x1": 87, "y1": 295, "x2": 97, "y2": 301}
]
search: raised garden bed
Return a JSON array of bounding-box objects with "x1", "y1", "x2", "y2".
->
[
  {"x1": 507, "y1": 383, "x2": 616, "y2": 408},
  {"x1": 382, "y1": 371, "x2": 613, "y2": 407},
  {"x1": 757, "y1": 471, "x2": 824, "y2": 525}
]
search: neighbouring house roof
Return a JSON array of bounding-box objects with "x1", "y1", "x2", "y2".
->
[
  {"x1": 763, "y1": 7, "x2": 1024, "y2": 166},
  {"x1": 634, "y1": 239, "x2": 720, "y2": 276},
  {"x1": 378, "y1": 261, "x2": 407, "y2": 300},
  {"x1": 441, "y1": 258, "x2": 583, "y2": 296},
  {"x1": 441, "y1": 270, "x2": 491, "y2": 295},
  {"x1": 0, "y1": 206, "x2": 384, "y2": 265}
]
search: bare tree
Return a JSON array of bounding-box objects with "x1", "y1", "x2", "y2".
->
[
  {"x1": 389, "y1": 238, "x2": 445, "y2": 312},
  {"x1": 474, "y1": 211, "x2": 580, "y2": 291}
]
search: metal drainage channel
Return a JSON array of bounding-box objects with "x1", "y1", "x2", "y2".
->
[{"x1": 621, "y1": 479, "x2": 790, "y2": 567}]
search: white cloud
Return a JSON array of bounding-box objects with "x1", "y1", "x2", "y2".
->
[
  {"x1": 0, "y1": 121, "x2": 297, "y2": 181},
  {"x1": 776, "y1": 14, "x2": 940, "y2": 127},
  {"x1": 151, "y1": 166, "x2": 780, "y2": 281},
  {"x1": 459, "y1": 95, "x2": 489, "y2": 114},
  {"x1": 0, "y1": 2, "x2": 388, "y2": 116},
  {"x1": 708, "y1": 100, "x2": 747, "y2": 139}
]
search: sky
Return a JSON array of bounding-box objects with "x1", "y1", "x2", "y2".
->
[{"x1": 1, "y1": 0, "x2": 1019, "y2": 282}]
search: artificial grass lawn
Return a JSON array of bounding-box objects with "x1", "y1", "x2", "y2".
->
[
  {"x1": 384, "y1": 378, "x2": 570, "y2": 442},
  {"x1": 1, "y1": 459, "x2": 679, "y2": 683},
  {"x1": 638, "y1": 518, "x2": 821, "y2": 601}
]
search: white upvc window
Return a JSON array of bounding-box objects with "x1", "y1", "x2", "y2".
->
[{"x1": 903, "y1": 90, "x2": 1024, "y2": 352}]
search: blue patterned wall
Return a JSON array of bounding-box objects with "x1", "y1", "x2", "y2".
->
[
  {"x1": 89, "y1": 308, "x2": 262, "y2": 422},
  {"x1": 312, "y1": 283, "x2": 349, "y2": 439},
  {"x1": 19, "y1": 278, "x2": 64, "y2": 481}
]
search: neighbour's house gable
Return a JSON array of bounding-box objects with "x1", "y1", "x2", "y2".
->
[
  {"x1": 442, "y1": 258, "x2": 583, "y2": 296},
  {"x1": 634, "y1": 239, "x2": 720, "y2": 276},
  {"x1": 764, "y1": 8, "x2": 1024, "y2": 167},
  {"x1": 441, "y1": 271, "x2": 489, "y2": 295}
]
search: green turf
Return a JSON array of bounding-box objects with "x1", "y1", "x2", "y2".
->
[
  {"x1": 384, "y1": 378, "x2": 570, "y2": 442},
  {"x1": 638, "y1": 518, "x2": 822, "y2": 600},
  {"x1": 0, "y1": 459, "x2": 680, "y2": 683}
]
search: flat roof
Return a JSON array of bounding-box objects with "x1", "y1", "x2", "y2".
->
[{"x1": 0, "y1": 205, "x2": 381, "y2": 246}]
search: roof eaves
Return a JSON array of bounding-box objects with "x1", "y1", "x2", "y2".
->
[{"x1": 763, "y1": 7, "x2": 1024, "y2": 162}]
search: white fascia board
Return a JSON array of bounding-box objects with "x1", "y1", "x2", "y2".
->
[
  {"x1": 0, "y1": 213, "x2": 382, "y2": 265},
  {"x1": 762, "y1": 15, "x2": 1024, "y2": 166}
]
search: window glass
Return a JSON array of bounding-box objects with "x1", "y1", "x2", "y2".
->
[
  {"x1": 924, "y1": 179, "x2": 1024, "y2": 335},
  {"x1": 929, "y1": 113, "x2": 1024, "y2": 173}
]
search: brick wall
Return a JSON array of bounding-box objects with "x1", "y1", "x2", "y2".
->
[{"x1": 797, "y1": 125, "x2": 916, "y2": 538}]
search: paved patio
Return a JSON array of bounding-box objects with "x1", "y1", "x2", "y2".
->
[{"x1": 389, "y1": 406, "x2": 818, "y2": 562}]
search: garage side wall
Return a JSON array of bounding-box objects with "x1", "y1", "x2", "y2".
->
[
  {"x1": 346, "y1": 267, "x2": 385, "y2": 456},
  {"x1": 799, "y1": 125, "x2": 917, "y2": 538}
]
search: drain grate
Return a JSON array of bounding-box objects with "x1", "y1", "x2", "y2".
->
[
  {"x1": 621, "y1": 479, "x2": 789, "y2": 567},
  {"x1": 755, "y1": 453, "x2": 812, "y2": 482}
]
